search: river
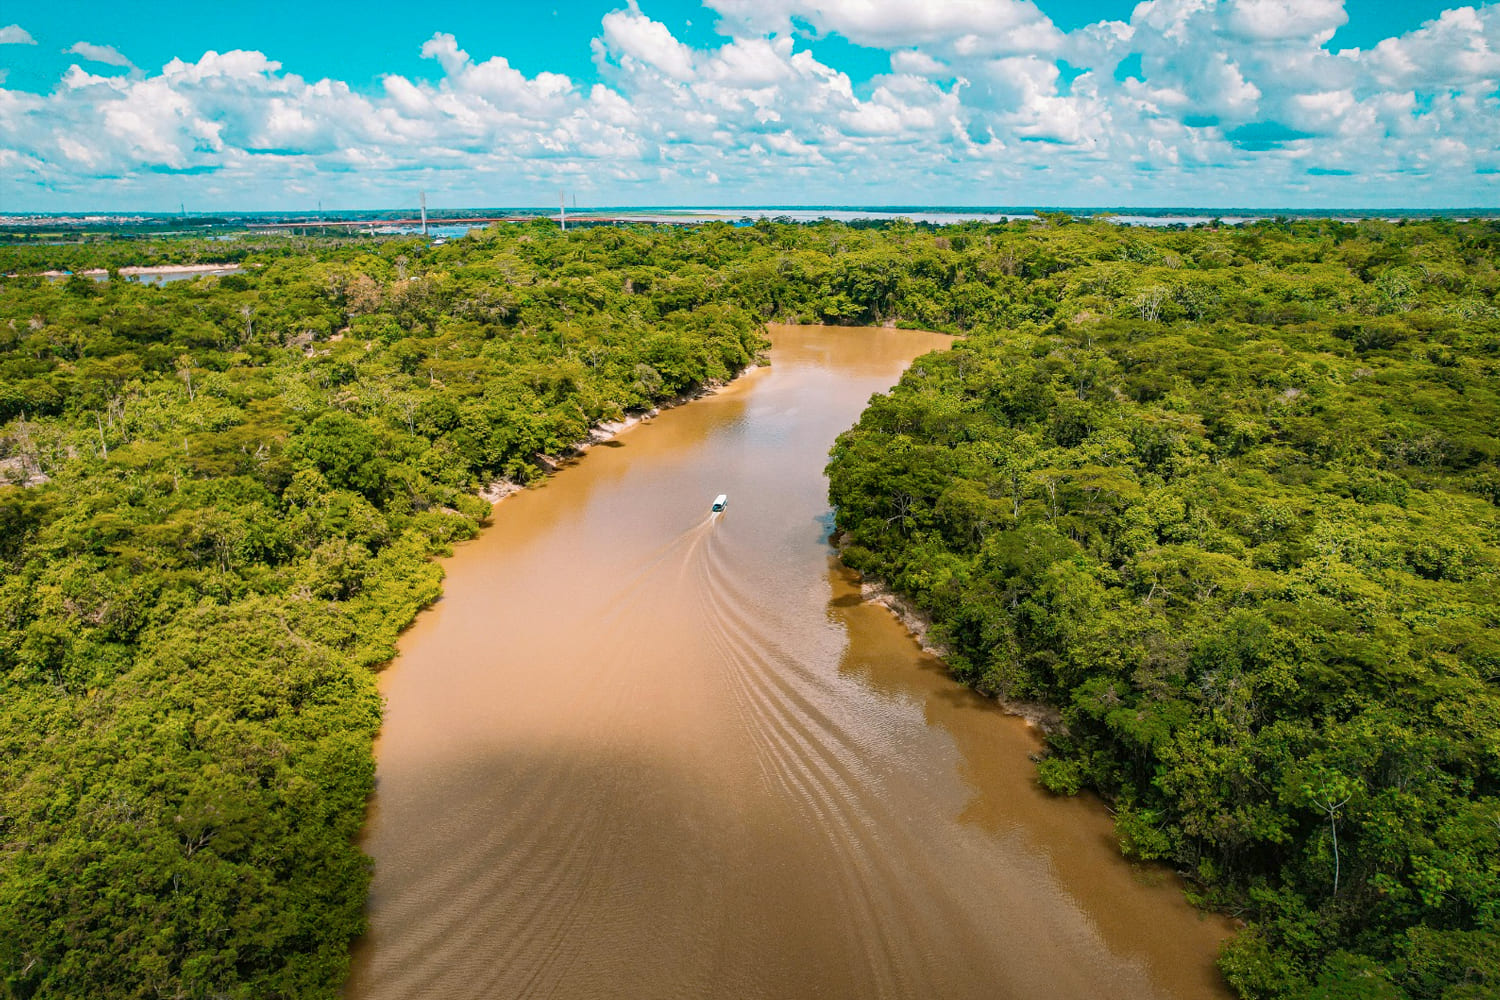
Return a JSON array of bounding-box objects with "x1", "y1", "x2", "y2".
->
[{"x1": 345, "y1": 324, "x2": 1233, "y2": 999}]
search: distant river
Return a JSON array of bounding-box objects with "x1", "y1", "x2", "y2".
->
[{"x1": 344, "y1": 325, "x2": 1232, "y2": 1000}]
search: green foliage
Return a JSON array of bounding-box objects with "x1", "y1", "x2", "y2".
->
[
  {"x1": 0, "y1": 225, "x2": 766, "y2": 999},
  {"x1": 826, "y1": 218, "x2": 1500, "y2": 998},
  {"x1": 290, "y1": 413, "x2": 384, "y2": 497}
]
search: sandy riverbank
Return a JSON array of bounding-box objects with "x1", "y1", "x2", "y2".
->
[
  {"x1": 478, "y1": 372, "x2": 746, "y2": 504},
  {"x1": 24, "y1": 263, "x2": 248, "y2": 278},
  {"x1": 119, "y1": 263, "x2": 246, "y2": 276}
]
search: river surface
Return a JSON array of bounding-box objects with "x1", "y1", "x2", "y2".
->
[{"x1": 345, "y1": 324, "x2": 1233, "y2": 1000}]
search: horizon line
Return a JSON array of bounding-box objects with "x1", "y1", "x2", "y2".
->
[{"x1": 5, "y1": 205, "x2": 1499, "y2": 218}]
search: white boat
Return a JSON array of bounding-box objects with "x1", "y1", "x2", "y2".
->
[{"x1": 712, "y1": 494, "x2": 728, "y2": 511}]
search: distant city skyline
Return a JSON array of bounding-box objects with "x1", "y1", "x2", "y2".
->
[{"x1": 2, "y1": 1, "x2": 1497, "y2": 211}]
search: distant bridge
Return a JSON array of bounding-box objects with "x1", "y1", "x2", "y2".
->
[
  {"x1": 246, "y1": 215, "x2": 707, "y2": 233},
  {"x1": 251, "y1": 216, "x2": 526, "y2": 230}
]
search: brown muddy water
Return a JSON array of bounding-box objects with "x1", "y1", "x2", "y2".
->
[{"x1": 345, "y1": 325, "x2": 1233, "y2": 1000}]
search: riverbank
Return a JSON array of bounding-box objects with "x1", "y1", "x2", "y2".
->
[
  {"x1": 479, "y1": 371, "x2": 751, "y2": 505},
  {"x1": 838, "y1": 553, "x2": 1064, "y2": 733}
]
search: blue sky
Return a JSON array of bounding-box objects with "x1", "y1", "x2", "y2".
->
[{"x1": 2, "y1": 1, "x2": 1497, "y2": 210}]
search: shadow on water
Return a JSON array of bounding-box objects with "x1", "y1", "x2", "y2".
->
[{"x1": 346, "y1": 742, "x2": 851, "y2": 1000}]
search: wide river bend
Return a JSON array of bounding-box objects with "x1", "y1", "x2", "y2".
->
[{"x1": 345, "y1": 324, "x2": 1232, "y2": 999}]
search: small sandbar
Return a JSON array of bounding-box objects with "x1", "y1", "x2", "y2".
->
[{"x1": 13, "y1": 263, "x2": 249, "y2": 280}]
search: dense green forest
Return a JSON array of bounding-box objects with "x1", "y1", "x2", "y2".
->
[
  {"x1": 0, "y1": 225, "x2": 765, "y2": 999},
  {"x1": 826, "y1": 219, "x2": 1500, "y2": 999},
  {"x1": 1, "y1": 217, "x2": 1496, "y2": 998}
]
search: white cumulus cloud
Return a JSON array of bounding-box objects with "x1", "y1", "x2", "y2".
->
[
  {"x1": 600, "y1": 4, "x2": 696, "y2": 81},
  {"x1": 1225, "y1": 0, "x2": 1348, "y2": 43},
  {"x1": 0, "y1": 24, "x2": 35, "y2": 45},
  {"x1": 67, "y1": 41, "x2": 132, "y2": 67},
  {"x1": 708, "y1": 0, "x2": 1064, "y2": 55}
]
